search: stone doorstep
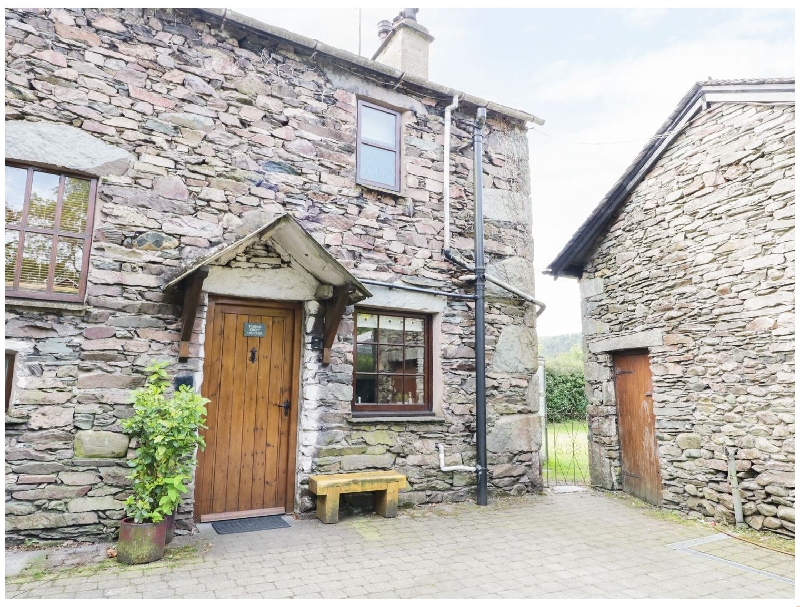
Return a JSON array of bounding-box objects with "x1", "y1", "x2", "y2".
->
[{"x1": 549, "y1": 486, "x2": 589, "y2": 494}]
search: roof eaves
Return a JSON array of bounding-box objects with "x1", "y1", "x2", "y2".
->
[{"x1": 194, "y1": 8, "x2": 544, "y2": 125}]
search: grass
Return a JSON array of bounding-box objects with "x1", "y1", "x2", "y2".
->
[
  {"x1": 713, "y1": 522, "x2": 795, "y2": 555},
  {"x1": 543, "y1": 420, "x2": 589, "y2": 485},
  {"x1": 603, "y1": 489, "x2": 796, "y2": 554}
]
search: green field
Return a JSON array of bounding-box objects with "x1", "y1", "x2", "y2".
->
[{"x1": 543, "y1": 420, "x2": 589, "y2": 485}]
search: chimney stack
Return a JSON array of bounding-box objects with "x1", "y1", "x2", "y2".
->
[{"x1": 372, "y1": 8, "x2": 434, "y2": 80}]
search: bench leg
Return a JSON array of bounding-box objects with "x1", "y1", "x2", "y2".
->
[
  {"x1": 374, "y1": 481, "x2": 400, "y2": 518},
  {"x1": 316, "y1": 491, "x2": 340, "y2": 524}
]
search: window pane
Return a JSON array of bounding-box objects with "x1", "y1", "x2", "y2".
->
[
  {"x1": 359, "y1": 144, "x2": 396, "y2": 188},
  {"x1": 404, "y1": 346, "x2": 425, "y2": 375},
  {"x1": 356, "y1": 313, "x2": 378, "y2": 343},
  {"x1": 5, "y1": 230, "x2": 19, "y2": 288},
  {"x1": 404, "y1": 376, "x2": 424, "y2": 404},
  {"x1": 54, "y1": 237, "x2": 83, "y2": 294},
  {"x1": 356, "y1": 343, "x2": 376, "y2": 372},
  {"x1": 406, "y1": 317, "x2": 425, "y2": 345},
  {"x1": 60, "y1": 177, "x2": 90, "y2": 233},
  {"x1": 19, "y1": 233, "x2": 52, "y2": 291},
  {"x1": 361, "y1": 106, "x2": 397, "y2": 147},
  {"x1": 378, "y1": 346, "x2": 404, "y2": 373},
  {"x1": 355, "y1": 375, "x2": 377, "y2": 404},
  {"x1": 378, "y1": 375, "x2": 405, "y2": 404},
  {"x1": 27, "y1": 171, "x2": 60, "y2": 229},
  {"x1": 378, "y1": 315, "x2": 404, "y2": 344},
  {"x1": 5, "y1": 167, "x2": 27, "y2": 225}
]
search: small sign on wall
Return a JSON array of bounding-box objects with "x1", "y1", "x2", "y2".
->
[{"x1": 243, "y1": 322, "x2": 266, "y2": 337}]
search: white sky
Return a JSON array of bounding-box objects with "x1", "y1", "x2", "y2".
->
[{"x1": 235, "y1": 7, "x2": 794, "y2": 336}]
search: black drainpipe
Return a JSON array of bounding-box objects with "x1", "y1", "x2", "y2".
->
[{"x1": 473, "y1": 107, "x2": 488, "y2": 506}]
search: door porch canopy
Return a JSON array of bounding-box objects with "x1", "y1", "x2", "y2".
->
[{"x1": 163, "y1": 213, "x2": 372, "y2": 363}]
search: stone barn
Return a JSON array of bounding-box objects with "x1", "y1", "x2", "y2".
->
[
  {"x1": 546, "y1": 79, "x2": 795, "y2": 535},
  {"x1": 5, "y1": 8, "x2": 545, "y2": 543}
]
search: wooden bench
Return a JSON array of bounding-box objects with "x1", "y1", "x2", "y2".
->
[{"x1": 308, "y1": 471, "x2": 408, "y2": 524}]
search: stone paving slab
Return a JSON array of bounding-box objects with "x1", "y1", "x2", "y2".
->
[{"x1": 5, "y1": 490, "x2": 795, "y2": 599}]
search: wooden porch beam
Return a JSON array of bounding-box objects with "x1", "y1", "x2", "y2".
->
[
  {"x1": 178, "y1": 266, "x2": 209, "y2": 361},
  {"x1": 322, "y1": 285, "x2": 353, "y2": 365}
]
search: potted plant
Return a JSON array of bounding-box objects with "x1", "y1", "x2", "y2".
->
[{"x1": 117, "y1": 362, "x2": 208, "y2": 564}]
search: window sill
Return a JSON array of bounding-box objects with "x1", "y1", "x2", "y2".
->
[
  {"x1": 5, "y1": 298, "x2": 86, "y2": 314},
  {"x1": 356, "y1": 182, "x2": 405, "y2": 198},
  {"x1": 347, "y1": 415, "x2": 445, "y2": 424}
]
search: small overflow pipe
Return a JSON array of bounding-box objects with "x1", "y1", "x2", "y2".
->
[
  {"x1": 436, "y1": 443, "x2": 477, "y2": 473},
  {"x1": 443, "y1": 95, "x2": 459, "y2": 254}
]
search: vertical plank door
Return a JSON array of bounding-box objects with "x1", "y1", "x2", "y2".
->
[
  {"x1": 195, "y1": 298, "x2": 298, "y2": 522},
  {"x1": 613, "y1": 351, "x2": 662, "y2": 506}
]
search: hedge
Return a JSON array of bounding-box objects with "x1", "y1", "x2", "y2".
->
[{"x1": 545, "y1": 368, "x2": 588, "y2": 423}]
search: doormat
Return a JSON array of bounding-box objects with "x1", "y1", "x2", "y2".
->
[{"x1": 211, "y1": 516, "x2": 291, "y2": 535}]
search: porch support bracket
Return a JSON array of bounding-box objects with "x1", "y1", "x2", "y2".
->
[
  {"x1": 178, "y1": 265, "x2": 209, "y2": 361},
  {"x1": 322, "y1": 285, "x2": 354, "y2": 365}
]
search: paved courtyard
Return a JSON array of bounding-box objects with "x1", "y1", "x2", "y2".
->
[{"x1": 5, "y1": 489, "x2": 795, "y2": 599}]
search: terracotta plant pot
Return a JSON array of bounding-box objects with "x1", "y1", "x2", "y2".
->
[
  {"x1": 165, "y1": 511, "x2": 176, "y2": 544},
  {"x1": 117, "y1": 517, "x2": 168, "y2": 565}
]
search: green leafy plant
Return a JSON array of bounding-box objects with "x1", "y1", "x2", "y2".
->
[
  {"x1": 121, "y1": 362, "x2": 209, "y2": 524},
  {"x1": 545, "y1": 369, "x2": 588, "y2": 424},
  {"x1": 543, "y1": 342, "x2": 588, "y2": 423}
]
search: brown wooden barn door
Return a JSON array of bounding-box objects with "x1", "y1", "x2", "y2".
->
[
  {"x1": 613, "y1": 351, "x2": 662, "y2": 506},
  {"x1": 195, "y1": 298, "x2": 299, "y2": 522}
]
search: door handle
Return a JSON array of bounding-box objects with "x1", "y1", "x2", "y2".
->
[{"x1": 276, "y1": 400, "x2": 290, "y2": 417}]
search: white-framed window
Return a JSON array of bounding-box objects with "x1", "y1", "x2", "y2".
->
[{"x1": 356, "y1": 100, "x2": 402, "y2": 192}]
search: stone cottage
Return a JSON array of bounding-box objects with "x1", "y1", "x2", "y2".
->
[
  {"x1": 5, "y1": 8, "x2": 545, "y2": 543},
  {"x1": 547, "y1": 79, "x2": 794, "y2": 535}
]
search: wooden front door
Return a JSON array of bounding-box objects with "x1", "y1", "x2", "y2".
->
[
  {"x1": 613, "y1": 351, "x2": 662, "y2": 506},
  {"x1": 195, "y1": 297, "x2": 300, "y2": 522}
]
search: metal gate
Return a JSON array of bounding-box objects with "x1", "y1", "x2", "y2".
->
[{"x1": 540, "y1": 362, "x2": 589, "y2": 487}]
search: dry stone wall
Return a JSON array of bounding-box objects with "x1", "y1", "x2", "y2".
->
[
  {"x1": 580, "y1": 101, "x2": 794, "y2": 535},
  {"x1": 5, "y1": 8, "x2": 540, "y2": 543}
]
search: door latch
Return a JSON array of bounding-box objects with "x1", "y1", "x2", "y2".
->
[
  {"x1": 250, "y1": 348, "x2": 257, "y2": 363},
  {"x1": 276, "y1": 399, "x2": 290, "y2": 417}
]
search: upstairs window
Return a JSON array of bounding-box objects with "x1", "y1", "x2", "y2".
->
[
  {"x1": 356, "y1": 101, "x2": 401, "y2": 192},
  {"x1": 5, "y1": 165, "x2": 97, "y2": 302},
  {"x1": 353, "y1": 310, "x2": 431, "y2": 417}
]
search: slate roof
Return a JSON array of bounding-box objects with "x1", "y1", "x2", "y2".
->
[
  {"x1": 195, "y1": 9, "x2": 544, "y2": 126},
  {"x1": 546, "y1": 78, "x2": 795, "y2": 278}
]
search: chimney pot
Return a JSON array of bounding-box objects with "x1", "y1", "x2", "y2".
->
[
  {"x1": 377, "y1": 20, "x2": 392, "y2": 40},
  {"x1": 401, "y1": 8, "x2": 419, "y2": 21}
]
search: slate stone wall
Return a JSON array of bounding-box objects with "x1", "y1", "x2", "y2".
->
[
  {"x1": 5, "y1": 8, "x2": 540, "y2": 543},
  {"x1": 580, "y1": 101, "x2": 795, "y2": 535}
]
